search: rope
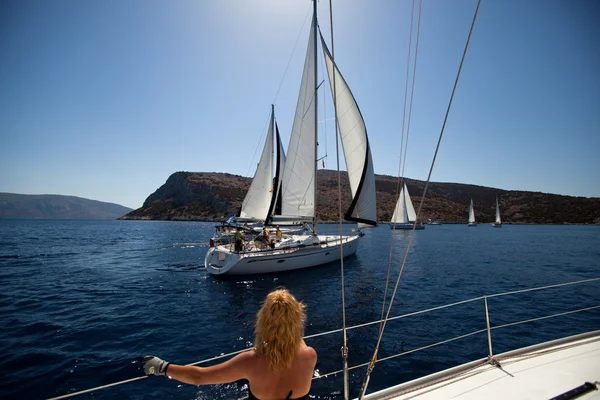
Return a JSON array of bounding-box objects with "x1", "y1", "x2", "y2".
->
[
  {"x1": 271, "y1": 3, "x2": 312, "y2": 105},
  {"x1": 490, "y1": 305, "x2": 600, "y2": 331},
  {"x1": 359, "y1": 2, "x2": 482, "y2": 397},
  {"x1": 383, "y1": 0, "x2": 417, "y2": 337},
  {"x1": 326, "y1": 1, "x2": 349, "y2": 399},
  {"x1": 487, "y1": 277, "x2": 600, "y2": 298}
]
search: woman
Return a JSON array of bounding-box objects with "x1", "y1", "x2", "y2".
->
[{"x1": 143, "y1": 288, "x2": 317, "y2": 399}]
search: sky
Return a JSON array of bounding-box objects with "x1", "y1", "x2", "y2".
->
[{"x1": 0, "y1": 0, "x2": 598, "y2": 209}]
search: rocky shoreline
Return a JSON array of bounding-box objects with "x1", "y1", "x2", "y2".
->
[{"x1": 119, "y1": 171, "x2": 600, "y2": 225}]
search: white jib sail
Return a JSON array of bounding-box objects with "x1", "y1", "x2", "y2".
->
[
  {"x1": 280, "y1": 19, "x2": 316, "y2": 220},
  {"x1": 469, "y1": 199, "x2": 476, "y2": 223},
  {"x1": 320, "y1": 33, "x2": 377, "y2": 225},
  {"x1": 495, "y1": 197, "x2": 501, "y2": 224},
  {"x1": 404, "y1": 184, "x2": 417, "y2": 222},
  {"x1": 391, "y1": 185, "x2": 408, "y2": 224},
  {"x1": 239, "y1": 114, "x2": 274, "y2": 221}
]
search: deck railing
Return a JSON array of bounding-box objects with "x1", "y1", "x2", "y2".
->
[{"x1": 47, "y1": 277, "x2": 600, "y2": 400}]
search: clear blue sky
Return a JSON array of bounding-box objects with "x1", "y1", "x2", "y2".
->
[{"x1": 1, "y1": 0, "x2": 598, "y2": 209}]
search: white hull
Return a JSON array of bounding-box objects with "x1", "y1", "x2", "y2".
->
[
  {"x1": 468, "y1": 222, "x2": 477, "y2": 227},
  {"x1": 205, "y1": 234, "x2": 360, "y2": 275},
  {"x1": 389, "y1": 223, "x2": 425, "y2": 230},
  {"x1": 363, "y1": 330, "x2": 600, "y2": 400}
]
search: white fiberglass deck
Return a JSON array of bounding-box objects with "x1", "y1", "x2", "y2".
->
[{"x1": 364, "y1": 331, "x2": 600, "y2": 400}]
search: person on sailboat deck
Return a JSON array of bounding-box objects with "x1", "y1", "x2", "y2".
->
[
  {"x1": 233, "y1": 228, "x2": 245, "y2": 252},
  {"x1": 143, "y1": 288, "x2": 317, "y2": 400},
  {"x1": 275, "y1": 226, "x2": 282, "y2": 241}
]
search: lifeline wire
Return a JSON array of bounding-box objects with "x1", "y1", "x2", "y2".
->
[
  {"x1": 47, "y1": 277, "x2": 598, "y2": 399},
  {"x1": 358, "y1": 0, "x2": 482, "y2": 398}
]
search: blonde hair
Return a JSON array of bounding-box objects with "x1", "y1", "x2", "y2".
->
[{"x1": 254, "y1": 288, "x2": 306, "y2": 372}]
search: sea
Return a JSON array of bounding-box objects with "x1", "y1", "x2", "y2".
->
[{"x1": 1, "y1": 219, "x2": 599, "y2": 400}]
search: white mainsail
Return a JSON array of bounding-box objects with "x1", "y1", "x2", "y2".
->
[
  {"x1": 468, "y1": 199, "x2": 476, "y2": 224},
  {"x1": 495, "y1": 196, "x2": 501, "y2": 224},
  {"x1": 391, "y1": 184, "x2": 416, "y2": 224},
  {"x1": 239, "y1": 111, "x2": 274, "y2": 221},
  {"x1": 279, "y1": 18, "x2": 317, "y2": 222},
  {"x1": 320, "y1": 32, "x2": 377, "y2": 226}
]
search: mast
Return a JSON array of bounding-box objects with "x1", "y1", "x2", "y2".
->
[{"x1": 312, "y1": 0, "x2": 318, "y2": 234}]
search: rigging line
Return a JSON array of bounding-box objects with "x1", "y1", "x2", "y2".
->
[
  {"x1": 400, "y1": 0, "x2": 424, "y2": 181},
  {"x1": 316, "y1": 328, "x2": 488, "y2": 380},
  {"x1": 359, "y1": 1, "x2": 482, "y2": 398},
  {"x1": 327, "y1": 1, "x2": 349, "y2": 399},
  {"x1": 490, "y1": 304, "x2": 600, "y2": 331},
  {"x1": 383, "y1": 0, "x2": 416, "y2": 335},
  {"x1": 487, "y1": 277, "x2": 600, "y2": 298},
  {"x1": 272, "y1": 3, "x2": 312, "y2": 105}
]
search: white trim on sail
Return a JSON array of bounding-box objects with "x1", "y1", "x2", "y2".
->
[
  {"x1": 280, "y1": 18, "x2": 317, "y2": 221},
  {"x1": 239, "y1": 112, "x2": 274, "y2": 221},
  {"x1": 320, "y1": 32, "x2": 377, "y2": 226}
]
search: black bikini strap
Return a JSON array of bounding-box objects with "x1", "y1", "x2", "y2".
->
[{"x1": 285, "y1": 390, "x2": 293, "y2": 400}]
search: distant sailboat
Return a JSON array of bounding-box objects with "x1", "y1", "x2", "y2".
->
[
  {"x1": 389, "y1": 183, "x2": 424, "y2": 230},
  {"x1": 493, "y1": 196, "x2": 502, "y2": 227},
  {"x1": 468, "y1": 198, "x2": 477, "y2": 227}
]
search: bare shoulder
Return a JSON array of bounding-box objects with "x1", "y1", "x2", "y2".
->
[
  {"x1": 300, "y1": 345, "x2": 317, "y2": 363},
  {"x1": 230, "y1": 349, "x2": 257, "y2": 365}
]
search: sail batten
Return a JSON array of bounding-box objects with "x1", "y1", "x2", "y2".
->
[{"x1": 320, "y1": 31, "x2": 377, "y2": 226}]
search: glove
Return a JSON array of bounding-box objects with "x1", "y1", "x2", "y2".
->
[{"x1": 142, "y1": 356, "x2": 170, "y2": 376}]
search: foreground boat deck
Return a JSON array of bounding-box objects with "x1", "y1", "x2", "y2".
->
[{"x1": 364, "y1": 331, "x2": 600, "y2": 400}]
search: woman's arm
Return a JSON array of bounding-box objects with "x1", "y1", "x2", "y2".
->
[{"x1": 143, "y1": 351, "x2": 254, "y2": 386}]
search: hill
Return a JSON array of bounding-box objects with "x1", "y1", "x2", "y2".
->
[
  {"x1": 120, "y1": 171, "x2": 600, "y2": 224},
  {"x1": 0, "y1": 193, "x2": 132, "y2": 219}
]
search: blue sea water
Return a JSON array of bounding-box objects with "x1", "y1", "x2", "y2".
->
[{"x1": 0, "y1": 219, "x2": 599, "y2": 400}]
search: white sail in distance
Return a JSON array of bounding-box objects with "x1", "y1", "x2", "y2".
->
[
  {"x1": 320, "y1": 32, "x2": 377, "y2": 226},
  {"x1": 279, "y1": 18, "x2": 317, "y2": 222},
  {"x1": 391, "y1": 184, "x2": 417, "y2": 224},
  {"x1": 495, "y1": 197, "x2": 501, "y2": 224},
  {"x1": 469, "y1": 199, "x2": 476, "y2": 224},
  {"x1": 239, "y1": 112, "x2": 274, "y2": 221}
]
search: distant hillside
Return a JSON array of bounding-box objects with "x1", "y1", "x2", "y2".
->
[
  {"x1": 0, "y1": 193, "x2": 132, "y2": 219},
  {"x1": 120, "y1": 171, "x2": 600, "y2": 224}
]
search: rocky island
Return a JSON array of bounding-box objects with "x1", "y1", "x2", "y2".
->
[{"x1": 120, "y1": 171, "x2": 600, "y2": 224}]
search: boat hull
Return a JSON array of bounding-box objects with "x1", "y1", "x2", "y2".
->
[
  {"x1": 389, "y1": 223, "x2": 425, "y2": 230},
  {"x1": 205, "y1": 234, "x2": 360, "y2": 275},
  {"x1": 493, "y1": 223, "x2": 502, "y2": 228},
  {"x1": 468, "y1": 223, "x2": 477, "y2": 227}
]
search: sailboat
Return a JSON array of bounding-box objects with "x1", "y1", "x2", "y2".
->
[
  {"x1": 468, "y1": 198, "x2": 477, "y2": 227},
  {"x1": 492, "y1": 196, "x2": 502, "y2": 227},
  {"x1": 212, "y1": 106, "x2": 296, "y2": 244},
  {"x1": 204, "y1": 1, "x2": 376, "y2": 275},
  {"x1": 389, "y1": 183, "x2": 424, "y2": 230}
]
